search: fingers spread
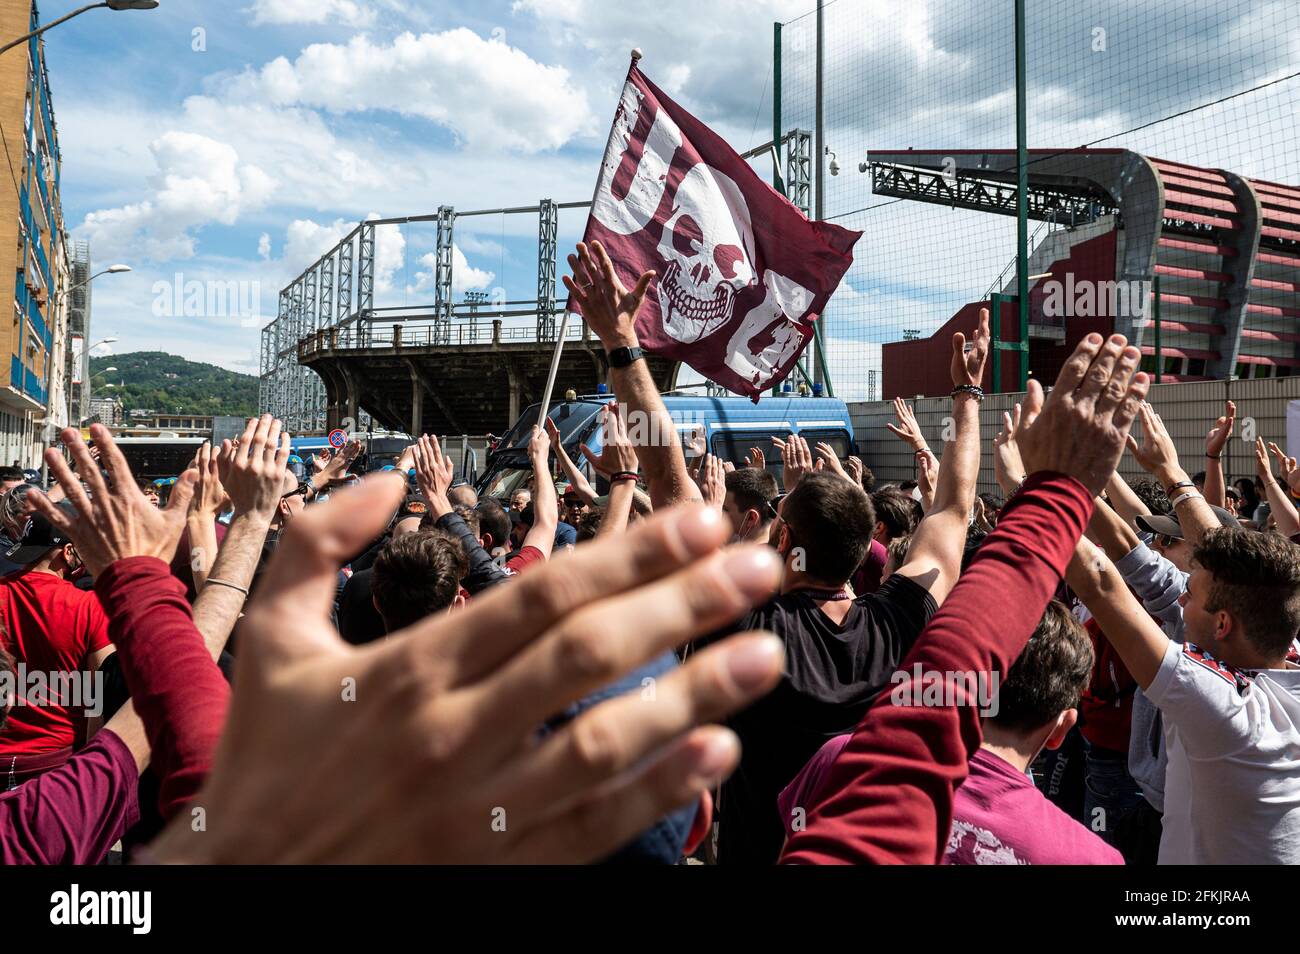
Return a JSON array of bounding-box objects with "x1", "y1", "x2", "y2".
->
[{"x1": 402, "y1": 505, "x2": 735, "y2": 687}]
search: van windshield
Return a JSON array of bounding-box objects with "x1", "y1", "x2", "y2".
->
[{"x1": 498, "y1": 401, "x2": 607, "y2": 450}]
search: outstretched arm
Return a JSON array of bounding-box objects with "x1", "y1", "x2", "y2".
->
[
  {"x1": 547, "y1": 416, "x2": 598, "y2": 506},
  {"x1": 35, "y1": 422, "x2": 235, "y2": 820},
  {"x1": 1260, "y1": 440, "x2": 1300, "y2": 538},
  {"x1": 782, "y1": 333, "x2": 1147, "y2": 865},
  {"x1": 191, "y1": 417, "x2": 292, "y2": 656},
  {"x1": 1129, "y1": 404, "x2": 1219, "y2": 546},
  {"x1": 564, "y1": 241, "x2": 699, "y2": 508},
  {"x1": 521, "y1": 425, "x2": 557, "y2": 558},
  {"x1": 1066, "y1": 536, "x2": 1170, "y2": 688},
  {"x1": 1202, "y1": 400, "x2": 1234, "y2": 510},
  {"x1": 893, "y1": 308, "x2": 989, "y2": 605}
]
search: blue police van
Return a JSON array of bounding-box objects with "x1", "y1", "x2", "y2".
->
[{"x1": 476, "y1": 393, "x2": 855, "y2": 500}]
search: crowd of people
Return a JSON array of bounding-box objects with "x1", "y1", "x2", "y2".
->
[{"x1": 0, "y1": 238, "x2": 1297, "y2": 865}]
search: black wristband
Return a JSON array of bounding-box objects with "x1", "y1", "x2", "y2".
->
[
  {"x1": 951, "y1": 384, "x2": 985, "y2": 401},
  {"x1": 607, "y1": 346, "x2": 645, "y2": 369},
  {"x1": 610, "y1": 471, "x2": 639, "y2": 482}
]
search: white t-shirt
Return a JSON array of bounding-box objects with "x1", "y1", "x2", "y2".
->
[{"x1": 1147, "y1": 639, "x2": 1300, "y2": 864}]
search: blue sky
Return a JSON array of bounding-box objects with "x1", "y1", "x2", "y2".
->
[
  {"x1": 37, "y1": 0, "x2": 1300, "y2": 400},
  {"x1": 41, "y1": 0, "x2": 808, "y2": 377}
]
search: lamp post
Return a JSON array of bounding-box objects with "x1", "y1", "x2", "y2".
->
[{"x1": 0, "y1": 1, "x2": 159, "y2": 56}]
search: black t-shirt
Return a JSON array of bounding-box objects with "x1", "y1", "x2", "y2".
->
[
  {"x1": 704, "y1": 573, "x2": 938, "y2": 865},
  {"x1": 338, "y1": 567, "x2": 387, "y2": 645}
]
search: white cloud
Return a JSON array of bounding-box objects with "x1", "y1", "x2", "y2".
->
[
  {"x1": 408, "y1": 246, "x2": 495, "y2": 296},
  {"x1": 245, "y1": 0, "x2": 377, "y2": 28},
  {"x1": 257, "y1": 232, "x2": 271, "y2": 260},
  {"x1": 221, "y1": 29, "x2": 594, "y2": 153},
  {"x1": 282, "y1": 215, "x2": 406, "y2": 293},
  {"x1": 77, "y1": 132, "x2": 274, "y2": 262}
]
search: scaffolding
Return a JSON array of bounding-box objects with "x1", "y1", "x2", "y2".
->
[{"x1": 259, "y1": 201, "x2": 592, "y2": 430}]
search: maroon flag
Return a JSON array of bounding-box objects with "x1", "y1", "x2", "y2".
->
[{"x1": 570, "y1": 61, "x2": 861, "y2": 399}]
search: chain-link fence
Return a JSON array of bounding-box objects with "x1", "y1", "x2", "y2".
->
[{"x1": 779, "y1": 0, "x2": 1300, "y2": 400}]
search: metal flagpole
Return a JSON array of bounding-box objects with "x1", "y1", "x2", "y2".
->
[{"x1": 537, "y1": 48, "x2": 645, "y2": 424}]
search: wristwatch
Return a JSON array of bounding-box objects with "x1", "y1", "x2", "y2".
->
[{"x1": 607, "y1": 346, "x2": 645, "y2": 369}]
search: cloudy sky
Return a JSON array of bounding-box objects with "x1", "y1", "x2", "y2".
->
[{"x1": 41, "y1": 0, "x2": 1300, "y2": 397}]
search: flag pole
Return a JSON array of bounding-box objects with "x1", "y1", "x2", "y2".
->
[{"x1": 537, "y1": 48, "x2": 644, "y2": 428}]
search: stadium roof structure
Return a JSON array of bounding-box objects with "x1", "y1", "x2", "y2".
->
[{"x1": 871, "y1": 148, "x2": 1300, "y2": 394}]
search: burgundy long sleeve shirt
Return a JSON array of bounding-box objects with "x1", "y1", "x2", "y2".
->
[
  {"x1": 781, "y1": 472, "x2": 1094, "y2": 865},
  {"x1": 0, "y1": 557, "x2": 229, "y2": 863}
]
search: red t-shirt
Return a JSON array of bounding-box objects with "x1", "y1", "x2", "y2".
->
[
  {"x1": 1078, "y1": 617, "x2": 1137, "y2": 753},
  {"x1": 503, "y1": 546, "x2": 545, "y2": 576},
  {"x1": 0, "y1": 571, "x2": 111, "y2": 755}
]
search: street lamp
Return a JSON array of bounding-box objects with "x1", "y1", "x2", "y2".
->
[{"x1": 0, "y1": 2, "x2": 159, "y2": 56}]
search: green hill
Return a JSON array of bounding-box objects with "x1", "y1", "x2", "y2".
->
[{"x1": 89, "y1": 352, "x2": 258, "y2": 418}]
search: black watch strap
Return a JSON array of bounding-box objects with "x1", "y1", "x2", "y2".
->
[{"x1": 607, "y1": 346, "x2": 646, "y2": 369}]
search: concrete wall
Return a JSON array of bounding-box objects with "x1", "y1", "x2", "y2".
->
[{"x1": 850, "y1": 377, "x2": 1300, "y2": 496}]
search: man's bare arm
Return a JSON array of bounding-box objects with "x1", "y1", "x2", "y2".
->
[
  {"x1": 521, "y1": 425, "x2": 557, "y2": 558},
  {"x1": 563, "y1": 240, "x2": 698, "y2": 509},
  {"x1": 894, "y1": 308, "x2": 989, "y2": 605},
  {"x1": 1066, "y1": 537, "x2": 1170, "y2": 688}
]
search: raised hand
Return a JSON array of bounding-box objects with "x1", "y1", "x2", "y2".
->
[
  {"x1": 747, "y1": 447, "x2": 765, "y2": 470},
  {"x1": 814, "y1": 442, "x2": 852, "y2": 485},
  {"x1": 846, "y1": 455, "x2": 864, "y2": 486},
  {"x1": 916, "y1": 449, "x2": 939, "y2": 511},
  {"x1": 1269, "y1": 441, "x2": 1300, "y2": 494},
  {"x1": 190, "y1": 441, "x2": 227, "y2": 518},
  {"x1": 413, "y1": 434, "x2": 455, "y2": 514},
  {"x1": 885, "y1": 398, "x2": 928, "y2": 453},
  {"x1": 395, "y1": 443, "x2": 417, "y2": 474},
  {"x1": 33, "y1": 424, "x2": 198, "y2": 576},
  {"x1": 1015, "y1": 333, "x2": 1148, "y2": 496},
  {"x1": 698, "y1": 453, "x2": 725, "y2": 510},
  {"x1": 951, "y1": 306, "x2": 991, "y2": 388},
  {"x1": 1126, "y1": 403, "x2": 1181, "y2": 484},
  {"x1": 993, "y1": 404, "x2": 1026, "y2": 493},
  {"x1": 149, "y1": 488, "x2": 785, "y2": 864},
  {"x1": 562, "y1": 240, "x2": 655, "y2": 350},
  {"x1": 779, "y1": 434, "x2": 814, "y2": 492},
  {"x1": 217, "y1": 415, "x2": 292, "y2": 520},
  {"x1": 579, "y1": 402, "x2": 639, "y2": 477},
  {"x1": 528, "y1": 424, "x2": 550, "y2": 467},
  {"x1": 1206, "y1": 400, "x2": 1236, "y2": 459}
]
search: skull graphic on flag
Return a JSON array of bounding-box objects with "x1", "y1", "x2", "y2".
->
[{"x1": 574, "y1": 64, "x2": 861, "y2": 400}]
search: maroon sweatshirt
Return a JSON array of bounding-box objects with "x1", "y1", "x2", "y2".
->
[
  {"x1": 0, "y1": 556, "x2": 229, "y2": 864},
  {"x1": 93, "y1": 557, "x2": 229, "y2": 819},
  {"x1": 780, "y1": 472, "x2": 1093, "y2": 865}
]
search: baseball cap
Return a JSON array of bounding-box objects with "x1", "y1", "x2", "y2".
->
[
  {"x1": 6, "y1": 500, "x2": 76, "y2": 565},
  {"x1": 1136, "y1": 504, "x2": 1240, "y2": 540}
]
